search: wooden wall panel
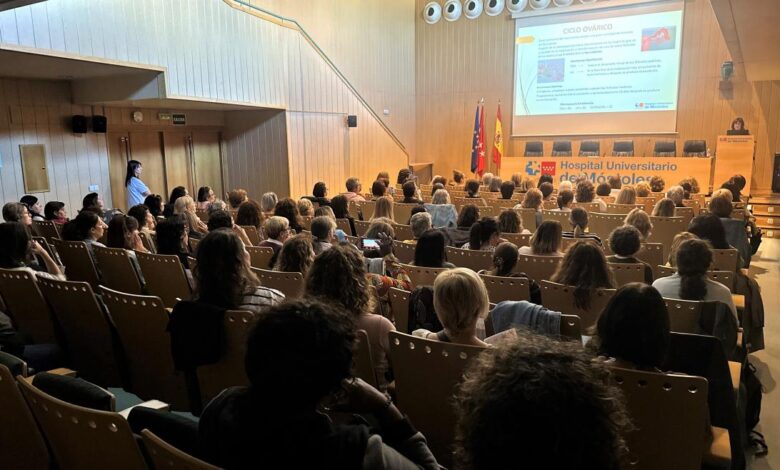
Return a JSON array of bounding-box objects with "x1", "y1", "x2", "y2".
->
[
  {"x1": 0, "y1": 78, "x2": 111, "y2": 213},
  {"x1": 414, "y1": 0, "x2": 779, "y2": 194}
]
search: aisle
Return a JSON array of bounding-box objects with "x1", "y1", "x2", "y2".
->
[{"x1": 748, "y1": 238, "x2": 779, "y2": 469}]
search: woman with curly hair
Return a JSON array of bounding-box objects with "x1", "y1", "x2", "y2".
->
[
  {"x1": 615, "y1": 185, "x2": 637, "y2": 205},
  {"x1": 453, "y1": 330, "x2": 629, "y2": 470},
  {"x1": 497, "y1": 209, "x2": 528, "y2": 234},
  {"x1": 304, "y1": 243, "x2": 396, "y2": 391},
  {"x1": 551, "y1": 241, "x2": 614, "y2": 310},
  {"x1": 274, "y1": 234, "x2": 315, "y2": 275},
  {"x1": 235, "y1": 200, "x2": 264, "y2": 231},
  {"x1": 649, "y1": 176, "x2": 665, "y2": 193}
]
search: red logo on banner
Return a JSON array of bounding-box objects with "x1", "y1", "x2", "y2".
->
[{"x1": 541, "y1": 161, "x2": 556, "y2": 175}]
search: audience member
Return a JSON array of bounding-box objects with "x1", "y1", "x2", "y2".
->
[
  {"x1": 207, "y1": 210, "x2": 252, "y2": 247},
  {"x1": 198, "y1": 299, "x2": 438, "y2": 469},
  {"x1": 236, "y1": 200, "x2": 264, "y2": 230},
  {"x1": 128, "y1": 204, "x2": 155, "y2": 236},
  {"x1": 624, "y1": 208, "x2": 652, "y2": 241},
  {"x1": 551, "y1": 241, "x2": 614, "y2": 309},
  {"x1": 197, "y1": 186, "x2": 215, "y2": 210},
  {"x1": 466, "y1": 217, "x2": 501, "y2": 251},
  {"x1": 556, "y1": 189, "x2": 574, "y2": 212},
  {"x1": 666, "y1": 185, "x2": 685, "y2": 207},
  {"x1": 274, "y1": 234, "x2": 315, "y2": 275},
  {"x1": 481, "y1": 173, "x2": 494, "y2": 187},
  {"x1": 499, "y1": 180, "x2": 516, "y2": 200},
  {"x1": 144, "y1": 194, "x2": 164, "y2": 219},
  {"x1": 649, "y1": 176, "x2": 665, "y2": 193},
  {"x1": 538, "y1": 174, "x2": 553, "y2": 187},
  {"x1": 606, "y1": 225, "x2": 653, "y2": 283},
  {"x1": 174, "y1": 196, "x2": 208, "y2": 239},
  {"x1": 652, "y1": 198, "x2": 676, "y2": 217},
  {"x1": 709, "y1": 192, "x2": 751, "y2": 264},
  {"x1": 497, "y1": 209, "x2": 528, "y2": 234},
  {"x1": 615, "y1": 186, "x2": 637, "y2": 205},
  {"x1": 562, "y1": 207, "x2": 601, "y2": 244},
  {"x1": 652, "y1": 239, "x2": 736, "y2": 318},
  {"x1": 227, "y1": 189, "x2": 249, "y2": 209},
  {"x1": 479, "y1": 242, "x2": 519, "y2": 277},
  {"x1": 274, "y1": 198, "x2": 304, "y2": 233},
  {"x1": 452, "y1": 170, "x2": 465, "y2": 186},
  {"x1": 297, "y1": 198, "x2": 314, "y2": 217},
  {"x1": 331, "y1": 194, "x2": 356, "y2": 236},
  {"x1": 106, "y1": 214, "x2": 147, "y2": 253},
  {"x1": 371, "y1": 196, "x2": 395, "y2": 221},
  {"x1": 413, "y1": 268, "x2": 488, "y2": 346},
  {"x1": 667, "y1": 232, "x2": 697, "y2": 267},
  {"x1": 344, "y1": 177, "x2": 366, "y2": 202},
  {"x1": 413, "y1": 230, "x2": 455, "y2": 268},
  {"x1": 20, "y1": 195, "x2": 44, "y2": 222},
  {"x1": 310, "y1": 216, "x2": 336, "y2": 255},
  {"x1": 424, "y1": 189, "x2": 458, "y2": 228},
  {"x1": 260, "y1": 192, "x2": 278, "y2": 217},
  {"x1": 407, "y1": 212, "x2": 432, "y2": 243},
  {"x1": 306, "y1": 181, "x2": 331, "y2": 206},
  {"x1": 0, "y1": 222, "x2": 64, "y2": 280},
  {"x1": 488, "y1": 177, "x2": 503, "y2": 193},
  {"x1": 635, "y1": 182, "x2": 651, "y2": 198},
  {"x1": 402, "y1": 181, "x2": 422, "y2": 204},
  {"x1": 518, "y1": 220, "x2": 563, "y2": 257},
  {"x1": 516, "y1": 188, "x2": 543, "y2": 227},
  {"x1": 163, "y1": 186, "x2": 187, "y2": 217},
  {"x1": 465, "y1": 179, "x2": 481, "y2": 198},
  {"x1": 453, "y1": 330, "x2": 629, "y2": 470},
  {"x1": 371, "y1": 180, "x2": 387, "y2": 199},
  {"x1": 608, "y1": 175, "x2": 622, "y2": 195},
  {"x1": 258, "y1": 216, "x2": 291, "y2": 268},
  {"x1": 2, "y1": 202, "x2": 31, "y2": 225},
  {"x1": 155, "y1": 215, "x2": 192, "y2": 269},
  {"x1": 539, "y1": 182, "x2": 554, "y2": 201},
  {"x1": 44, "y1": 201, "x2": 68, "y2": 224}
]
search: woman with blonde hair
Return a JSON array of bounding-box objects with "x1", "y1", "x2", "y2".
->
[
  {"x1": 297, "y1": 198, "x2": 314, "y2": 217},
  {"x1": 412, "y1": 268, "x2": 489, "y2": 346},
  {"x1": 274, "y1": 234, "x2": 315, "y2": 275},
  {"x1": 615, "y1": 185, "x2": 637, "y2": 205},
  {"x1": 624, "y1": 208, "x2": 653, "y2": 240},
  {"x1": 424, "y1": 189, "x2": 458, "y2": 228},
  {"x1": 371, "y1": 195, "x2": 395, "y2": 222},
  {"x1": 667, "y1": 232, "x2": 698, "y2": 266},
  {"x1": 515, "y1": 188, "x2": 543, "y2": 227},
  {"x1": 173, "y1": 195, "x2": 208, "y2": 239},
  {"x1": 518, "y1": 220, "x2": 563, "y2": 257},
  {"x1": 635, "y1": 181, "x2": 651, "y2": 198},
  {"x1": 652, "y1": 198, "x2": 676, "y2": 217}
]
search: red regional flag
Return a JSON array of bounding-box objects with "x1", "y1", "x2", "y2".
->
[{"x1": 476, "y1": 104, "x2": 486, "y2": 176}]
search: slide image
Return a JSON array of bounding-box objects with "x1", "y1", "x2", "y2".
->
[
  {"x1": 641, "y1": 26, "x2": 676, "y2": 51},
  {"x1": 537, "y1": 59, "x2": 565, "y2": 83}
]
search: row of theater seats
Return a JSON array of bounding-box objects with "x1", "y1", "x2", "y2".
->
[{"x1": 525, "y1": 139, "x2": 707, "y2": 157}]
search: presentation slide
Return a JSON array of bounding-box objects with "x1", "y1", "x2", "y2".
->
[{"x1": 512, "y1": 2, "x2": 684, "y2": 137}]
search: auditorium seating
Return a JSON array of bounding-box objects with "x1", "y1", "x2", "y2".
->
[
  {"x1": 93, "y1": 246, "x2": 144, "y2": 295},
  {"x1": 515, "y1": 255, "x2": 560, "y2": 283},
  {"x1": 647, "y1": 216, "x2": 687, "y2": 258},
  {"x1": 141, "y1": 429, "x2": 220, "y2": 470},
  {"x1": 541, "y1": 209, "x2": 570, "y2": 226},
  {"x1": 402, "y1": 264, "x2": 448, "y2": 287},
  {"x1": 240, "y1": 225, "x2": 262, "y2": 245},
  {"x1": 608, "y1": 262, "x2": 646, "y2": 286},
  {"x1": 656, "y1": 266, "x2": 735, "y2": 292},
  {"x1": 31, "y1": 220, "x2": 60, "y2": 242},
  {"x1": 501, "y1": 232, "x2": 532, "y2": 247},
  {"x1": 0, "y1": 363, "x2": 50, "y2": 470},
  {"x1": 514, "y1": 208, "x2": 538, "y2": 231},
  {"x1": 540, "y1": 281, "x2": 615, "y2": 328},
  {"x1": 483, "y1": 310, "x2": 582, "y2": 342},
  {"x1": 524, "y1": 141, "x2": 543, "y2": 156},
  {"x1": 551, "y1": 140, "x2": 572, "y2": 156},
  {"x1": 588, "y1": 212, "x2": 626, "y2": 239},
  {"x1": 612, "y1": 140, "x2": 635, "y2": 156},
  {"x1": 653, "y1": 140, "x2": 677, "y2": 156},
  {"x1": 0, "y1": 268, "x2": 58, "y2": 344},
  {"x1": 251, "y1": 268, "x2": 304, "y2": 298},
  {"x1": 683, "y1": 139, "x2": 707, "y2": 157},
  {"x1": 578, "y1": 140, "x2": 600, "y2": 157},
  {"x1": 445, "y1": 247, "x2": 493, "y2": 272},
  {"x1": 136, "y1": 252, "x2": 193, "y2": 308},
  {"x1": 479, "y1": 274, "x2": 531, "y2": 303},
  {"x1": 606, "y1": 203, "x2": 643, "y2": 214},
  {"x1": 246, "y1": 246, "x2": 275, "y2": 269},
  {"x1": 51, "y1": 239, "x2": 101, "y2": 289},
  {"x1": 388, "y1": 287, "x2": 411, "y2": 333}
]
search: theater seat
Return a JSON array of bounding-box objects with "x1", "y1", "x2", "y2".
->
[
  {"x1": 524, "y1": 141, "x2": 543, "y2": 156},
  {"x1": 683, "y1": 139, "x2": 707, "y2": 157},
  {"x1": 653, "y1": 140, "x2": 677, "y2": 157},
  {"x1": 551, "y1": 140, "x2": 572, "y2": 156},
  {"x1": 612, "y1": 140, "x2": 634, "y2": 156},
  {"x1": 578, "y1": 140, "x2": 600, "y2": 157}
]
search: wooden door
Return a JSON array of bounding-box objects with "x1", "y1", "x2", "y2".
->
[
  {"x1": 163, "y1": 131, "x2": 193, "y2": 195},
  {"x1": 107, "y1": 132, "x2": 130, "y2": 211},
  {"x1": 191, "y1": 132, "x2": 223, "y2": 201},
  {"x1": 128, "y1": 131, "x2": 166, "y2": 203}
]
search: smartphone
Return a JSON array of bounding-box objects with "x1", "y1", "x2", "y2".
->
[{"x1": 362, "y1": 238, "x2": 379, "y2": 249}]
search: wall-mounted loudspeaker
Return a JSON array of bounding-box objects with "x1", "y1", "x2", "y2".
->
[
  {"x1": 71, "y1": 115, "x2": 87, "y2": 134},
  {"x1": 553, "y1": 0, "x2": 573, "y2": 6},
  {"x1": 92, "y1": 115, "x2": 107, "y2": 133},
  {"x1": 464, "y1": 0, "x2": 483, "y2": 18},
  {"x1": 443, "y1": 0, "x2": 462, "y2": 21},
  {"x1": 423, "y1": 1, "x2": 442, "y2": 24},
  {"x1": 347, "y1": 115, "x2": 357, "y2": 128},
  {"x1": 529, "y1": 0, "x2": 552, "y2": 9},
  {"x1": 506, "y1": 0, "x2": 528, "y2": 13}
]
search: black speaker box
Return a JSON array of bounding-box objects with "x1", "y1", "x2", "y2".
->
[
  {"x1": 71, "y1": 115, "x2": 88, "y2": 134},
  {"x1": 772, "y1": 153, "x2": 780, "y2": 193},
  {"x1": 92, "y1": 115, "x2": 107, "y2": 133},
  {"x1": 347, "y1": 115, "x2": 357, "y2": 128}
]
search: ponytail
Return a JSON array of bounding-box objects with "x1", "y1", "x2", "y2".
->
[
  {"x1": 569, "y1": 208, "x2": 588, "y2": 239},
  {"x1": 468, "y1": 222, "x2": 481, "y2": 250},
  {"x1": 573, "y1": 224, "x2": 584, "y2": 238},
  {"x1": 675, "y1": 238, "x2": 713, "y2": 301},
  {"x1": 679, "y1": 274, "x2": 707, "y2": 300}
]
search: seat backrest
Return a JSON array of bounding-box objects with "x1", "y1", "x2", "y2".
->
[
  {"x1": 588, "y1": 213, "x2": 625, "y2": 239},
  {"x1": 51, "y1": 239, "x2": 100, "y2": 289},
  {"x1": 389, "y1": 332, "x2": 485, "y2": 466},
  {"x1": 664, "y1": 298, "x2": 705, "y2": 334},
  {"x1": 541, "y1": 209, "x2": 571, "y2": 226},
  {"x1": 479, "y1": 274, "x2": 531, "y2": 303},
  {"x1": 444, "y1": 247, "x2": 493, "y2": 272},
  {"x1": 0, "y1": 364, "x2": 50, "y2": 470},
  {"x1": 392, "y1": 240, "x2": 416, "y2": 264},
  {"x1": 655, "y1": 266, "x2": 734, "y2": 291},
  {"x1": 572, "y1": 202, "x2": 601, "y2": 212},
  {"x1": 612, "y1": 139, "x2": 634, "y2": 156},
  {"x1": 711, "y1": 248, "x2": 738, "y2": 272},
  {"x1": 17, "y1": 377, "x2": 148, "y2": 470},
  {"x1": 196, "y1": 310, "x2": 257, "y2": 406},
  {"x1": 501, "y1": 232, "x2": 531, "y2": 247},
  {"x1": 609, "y1": 366, "x2": 707, "y2": 469},
  {"x1": 99, "y1": 287, "x2": 188, "y2": 410},
  {"x1": 515, "y1": 255, "x2": 560, "y2": 283},
  {"x1": 647, "y1": 216, "x2": 686, "y2": 259},
  {"x1": 540, "y1": 281, "x2": 615, "y2": 329},
  {"x1": 489, "y1": 198, "x2": 517, "y2": 209},
  {"x1": 335, "y1": 218, "x2": 352, "y2": 235},
  {"x1": 608, "y1": 263, "x2": 646, "y2": 286},
  {"x1": 354, "y1": 220, "x2": 371, "y2": 236},
  {"x1": 524, "y1": 141, "x2": 543, "y2": 156},
  {"x1": 251, "y1": 268, "x2": 303, "y2": 299},
  {"x1": 636, "y1": 243, "x2": 664, "y2": 278},
  {"x1": 388, "y1": 288, "x2": 411, "y2": 333},
  {"x1": 606, "y1": 203, "x2": 643, "y2": 214},
  {"x1": 513, "y1": 208, "x2": 538, "y2": 231},
  {"x1": 560, "y1": 236, "x2": 599, "y2": 252},
  {"x1": 141, "y1": 429, "x2": 220, "y2": 470},
  {"x1": 93, "y1": 247, "x2": 144, "y2": 295},
  {"x1": 138, "y1": 231, "x2": 156, "y2": 253},
  {"x1": 0, "y1": 268, "x2": 57, "y2": 343},
  {"x1": 653, "y1": 140, "x2": 677, "y2": 156},
  {"x1": 401, "y1": 264, "x2": 449, "y2": 288},
  {"x1": 32, "y1": 220, "x2": 60, "y2": 241},
  {"x1": 636, "y1": 197, "x2": 656, "y2": 213},
  {"x1": 353, "y1": 330, "x2": 378, "y2": 388},
  {"x1": 37, "y1": 278, "x2": 121, "y2": 387},
  {"x1": 355, "y1": 200, "x2": 376, "y2": 220},
  {"x1": 239, "y1": 226, "x2": 262, "y2": 246},
  {"x1": 683, "y1": 139, "x2": 707, "y2": 157},
  {"x1": 246, "y1": 246, "x2": 275, "y2": 269},
  {"x1": 391, "y1": 223, "x2": 414, "y2": 241},
  {"x1": 674, "y1": 206, "x2": 695, "y2": 225},
  {"x1": 136, "y1": 252, "x2": 193, "y2": 308},
  {"x1": 578, "y1": 140, "x2": 600, "y2": 156},
  {"x1": 394, "y1": 203, "x2": 419, "y2": 225},
  {"x1": 551, "y1": 140, "x2": 572, "y2": 156}
]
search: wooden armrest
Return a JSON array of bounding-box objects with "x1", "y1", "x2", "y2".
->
[
  {"x1": 727, "y1": 361, "x2": 741, "y2": 395},
  {"x1": 46, "y1": 368, "x2": 77, "y2": 377},
  {"x1": 732, "y1": 294, "x2": 745, "y2": 310},
  {"x1": 118, "y1": 399, "x2": 170, "y2": 420},
  {"x1": 703, "y1": 426, "x2": 731, "y2": 468}
]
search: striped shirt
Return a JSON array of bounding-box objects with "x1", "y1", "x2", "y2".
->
[{"x1": 237, "y1": 286, "x2": 285, "y2": 314}]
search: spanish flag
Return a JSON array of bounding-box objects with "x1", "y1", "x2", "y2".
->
[{"x1": 493, "y1": 103, "x2": 503, "y2": 170}]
